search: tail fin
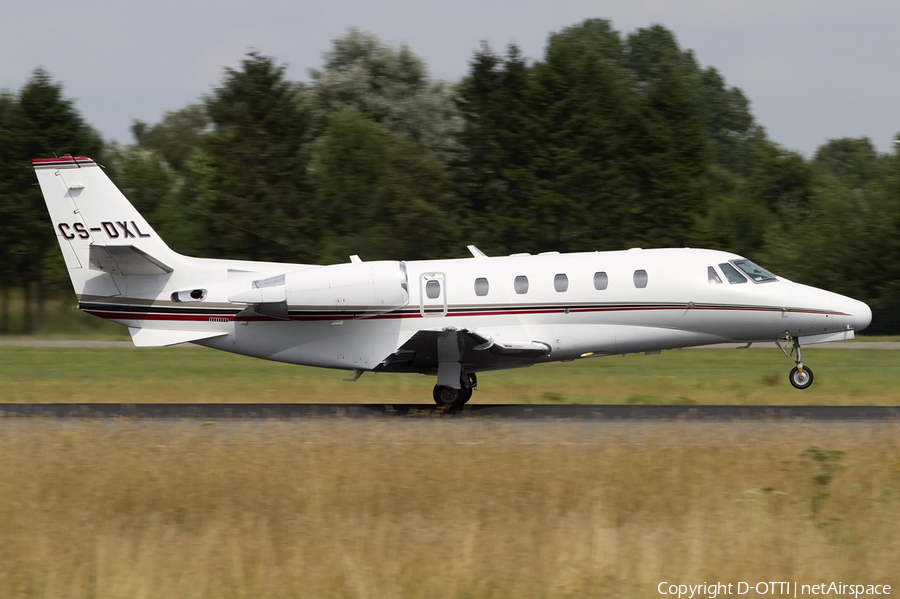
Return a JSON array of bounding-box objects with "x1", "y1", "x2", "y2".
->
[{"x1": 33, "y1": 155, "x2": 183, "y2": 300}]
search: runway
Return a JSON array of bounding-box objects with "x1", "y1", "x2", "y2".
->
[
  {"x1": 1, "y1": 403, "x2": 899, "y2": 420},
  {"x1": 2, "y1": 340, "x2": 900, "y2": 349}
]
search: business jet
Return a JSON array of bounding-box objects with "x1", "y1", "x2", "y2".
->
[{"x1": 34, "y1": 155, "x2": 872, "y2": 406}]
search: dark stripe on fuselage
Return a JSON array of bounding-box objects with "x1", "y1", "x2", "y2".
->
[{"x1": 78, "y1": 301, "x2": 849, "y2": 323}]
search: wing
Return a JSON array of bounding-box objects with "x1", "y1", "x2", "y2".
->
[{"x1": 375, "y1": 328, "x2": 551, "y2": 374}]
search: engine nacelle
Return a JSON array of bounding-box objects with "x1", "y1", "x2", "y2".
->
[
  {"x1": 229, "y1": 261, "x2": 409, "y2": 315},
  {"x1": 284, "y1": 261, "x2": 409, "y2": 312}
]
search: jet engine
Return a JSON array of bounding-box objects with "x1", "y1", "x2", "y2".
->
[
  {"x1": 229, "y1": 261, "x2": 409, "y2": 315},
  {"x1": 285, "y1": 261, "x2": 409, "y2": 311}
]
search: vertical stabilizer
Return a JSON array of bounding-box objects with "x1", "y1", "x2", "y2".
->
[{"x1": 32, "y1": 155, "x2": 183, "y2": 299}]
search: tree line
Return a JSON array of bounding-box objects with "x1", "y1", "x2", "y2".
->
[{"x1": 2, "y1": 19, "x2": 899, "y2": 333}]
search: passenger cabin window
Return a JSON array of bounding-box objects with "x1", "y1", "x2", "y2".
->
[
  {"x1": 474, "y1": 277, "x2": 489, "y2": 297},
  {"x1": 719, "y1": 263, "x2": 747, "y2": 284},
  {"x1": 633, "y1": 270, "x2": 648, "y2": 289},
  {"x1": 554, "y1": 273, "x2": 568, "y2": 292},
  {"x1": 708, "y1": 266, "x2": 723, "y2": 284},
  {"x1": 593, "y1": 271, "x2": 608, "y2": 290},
  {"x1": 514, "y1": 275, "x2": 529, "y2": 294},
  {"x1": 732, "y1": 259, "x2": 777, "y2": 283},
  {"x1": 425, "y1": 279, "x2": 441, "y2": 299}
]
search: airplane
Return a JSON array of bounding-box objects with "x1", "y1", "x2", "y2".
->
[{"x1": 34, "y1": 155, "x2": 872, "y2": 406}]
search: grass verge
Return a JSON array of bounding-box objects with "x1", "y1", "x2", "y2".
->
[{"x1": 0, "y1": 345, "x2": 899, "y2": 404}]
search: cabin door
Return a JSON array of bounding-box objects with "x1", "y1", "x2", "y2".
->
[{"x1": 420, "y1": 272, "x2": 447, "y2": 317}]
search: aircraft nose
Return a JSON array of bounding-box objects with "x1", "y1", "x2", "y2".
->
[{"x1": 852, "y1": 299, "x2": 872, "y2": 332}]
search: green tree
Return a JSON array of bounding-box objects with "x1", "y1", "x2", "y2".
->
[
  {"x1": 198, "y1": 52, "x2": 315, "y2": 262},
  {"x1": 101, "y1": 144, "x2": 202, "y2": 255},
  {"x1": 781, "y1": 137, "x2": 900, "y2": 333},
  {"x1": 691, "y1": 165, "x2": 774, "y2": 258},
  {"x1": 532, "y1": 19, "x2": 641, "y2": 252},
  {"x1": 312, "y1": 109, "x2": 461, "y2": 261},
  {"x1": 813, "y1": 137, "x2": 880, "y2": 192},
  {"x1": 624, "y1": 25, "x2": 709, "y2": 247},
  {"x1": 453, "y1": 43, "x2": 543, "y2": 254},
  {"x1": 0, "y1": 70, "x2": 102, "y2": 332},
  {"x1": 311, "y1": 109, "x2": 391, "y2": 261},
  {"x1": 697, "y1": 67, "x2": 759, "y2": 177},
  {"x1": 132, "y1": 103, "x2": 209, "y2": 172},
  {"x1": 310, "y1": 28, "x2": 461, "y2": 161},
  {"x1": 0, "y1": 92, "x2": 25, "y2": 332},
  {"x1": 749, "y1": 144, "x2": 815, "y2": 220},
  {"x1": 105, "y1": 144, "x2": 178, "y2": 217},
  {"x1": 869, "y1": 149, "x2": 900, "y2": 332},
  {"x1": 367, "y1": 135, "x2": 463, "y2": 260},
  {"x1": 455, "y1": 20, "x2": 729, "y2": 253}
]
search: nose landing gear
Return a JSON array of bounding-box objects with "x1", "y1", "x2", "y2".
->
[
  {"x1": 789, "y1": 365, "x2": 814, "y2": 389},
  {"x1": 778, "y1": 337, "x2": 814, "y2": 389}
]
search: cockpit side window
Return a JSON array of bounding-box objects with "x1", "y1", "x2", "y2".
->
[
  {"x1": 708, "y1": 266, "x2": 723, "y2": 284},
  {"x1": 719, "y1": 263, "x2": 747, "y2": 284},
  {"x1": 732, "y1": 259, "x2": 777, "y2": 283}
]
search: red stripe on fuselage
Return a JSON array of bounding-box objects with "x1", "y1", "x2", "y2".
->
[
  {"x1": 84, "y1": 310, "x2": 235, "y2": 322},
  {"x1": 82, "y1": 305, "x2": 849, "y2": 323}
]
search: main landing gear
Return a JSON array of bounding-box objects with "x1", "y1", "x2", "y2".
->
[
  {"x1": 433, "y1": 373, "x2": 477, "y2": 407},
  {"x1": 778, "y1": 337, "x2": 814, "y2": 390}
]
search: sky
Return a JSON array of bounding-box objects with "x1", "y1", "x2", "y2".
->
[{"x1": 2, "y1": 0, "x2": 899, "y2": 156}]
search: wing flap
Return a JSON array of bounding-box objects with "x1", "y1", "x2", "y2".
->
[
  {"x1": 128, "y1": 327, "x2": 229, "y2": 347},
  {"x1": 464, "y1": 330, "x2": 551, "y2": 357}
]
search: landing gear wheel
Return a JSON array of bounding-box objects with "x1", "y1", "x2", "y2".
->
[
  {"x1": 458, "y1": 385, "x2": 473, "y2": 405},
  {"x1": 789, "y1": 366, "x2": 814, "y2": 390},
  {"x1": 460, "y1": 372, "x2": 476, "y2": 405},
  {"x1": 433, "y1": 385, "x2": 461, "y2": 406},
  {"x1": 433, "y1": 372, "x2": 477, "y2": 407}
]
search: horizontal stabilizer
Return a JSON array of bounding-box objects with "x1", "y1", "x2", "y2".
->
[
  {"x1": 90, "y1": 245, "x2": 173, "y2": 276},
  {"x1": 128, "y1": 327, "x2": 229, "y2": 347}
]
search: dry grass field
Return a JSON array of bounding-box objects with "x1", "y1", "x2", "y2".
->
[{"x1": 1, "y1": 419, "x2": 898, "y2": 598}]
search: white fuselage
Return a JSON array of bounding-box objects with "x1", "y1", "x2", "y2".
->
[
  {"x1": 80, "y1": 247, "x2": 871, "y2": 373},
  {"x1": 34, "y1": 155, "x2": 872, "y2": 398}
]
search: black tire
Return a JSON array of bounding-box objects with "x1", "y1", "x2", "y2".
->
[
  {"x1": 433, "y1": 385, "x2": 461, "y2": 406},
  {"x1": 789, "y1": 366, "x2": 814, "y2": 389},
  {"x1": 459, "y1": 385, "x2": 473, "y2": 405}
]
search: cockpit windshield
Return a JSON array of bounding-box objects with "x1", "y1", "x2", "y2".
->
[
  {"x1": 718, "y1": 263, "x2": 746, "y2": 284},
  {"x1": 731, "y1": 259, "x2": 778, "y2": 283}
]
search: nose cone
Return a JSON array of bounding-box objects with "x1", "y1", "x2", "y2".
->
[
  {"x1": 852, "y1": 298, "x2": 873, "y2": 333},
  {"x1": 793, "y1": 283, "x2": 873, "y2": 335}
]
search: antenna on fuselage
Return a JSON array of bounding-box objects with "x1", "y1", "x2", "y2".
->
[{"x1": 468, "y1": 245, "x2": 487, "y2": 259}]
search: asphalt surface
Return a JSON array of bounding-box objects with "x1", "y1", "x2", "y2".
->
[
  {"x1": 1, "y1": 403, "x2": 899, "y2": 420},
  {"x1": 1, "y1": 340, "x2": 899, "y2": 349}
]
